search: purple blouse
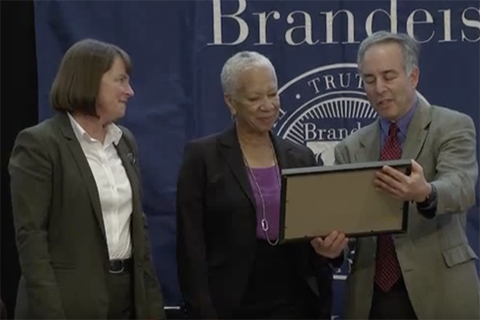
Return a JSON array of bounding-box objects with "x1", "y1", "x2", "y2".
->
[{"x1": 246, "y1": 165, "x2": 281, "y2": 240}]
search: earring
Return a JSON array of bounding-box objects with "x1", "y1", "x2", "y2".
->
[{"x1": 231, "y1": 113, "x2": 236, "y2": 122}]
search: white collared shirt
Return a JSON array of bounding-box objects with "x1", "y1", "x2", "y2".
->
[{"x1": 68, "y1": 113, "x2": 133, "y2": 260}]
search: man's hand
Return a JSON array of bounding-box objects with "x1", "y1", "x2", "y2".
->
[
  {"x1": 310, "y1": 231, "x2": 349, "y2": 259},
  {"x1": 374, "y1": 159, "x2": 431, "y2": 202}
]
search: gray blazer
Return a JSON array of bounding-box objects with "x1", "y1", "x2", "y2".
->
[
  {"x1": 9, "y1": 111, "x2": 165, "y2": 319},
  {"x1": 334, "y1": 98, "x2": 479, "y2": 319}
]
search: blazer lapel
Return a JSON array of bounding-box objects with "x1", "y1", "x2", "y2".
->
[
  {"x1": 270, "y1": 132, "x2": 291, "y2": 169},
  {"x1": 218, "y1": 127, "x2": 294, "y2": 210},
  {"x1": 54, "y1": 112, "x2": 106, "y2": 240},
  {"x1": 357, "y1": 98, "x2": 432, "y2": 162},
  {"x1": 401, "y1": 99, "x2": 432, "y2": 160},
  {"x1": 115, "y1": 138, "x2": 141, "y2": 216},
  {"x1": 218, "y1": 127, "x2": 256, "y2": 208},
  {"x1": 356, "y1": 120, "x2": 382, "y2": 162}
]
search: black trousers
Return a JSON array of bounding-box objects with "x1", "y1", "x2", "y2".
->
[
  {"x1": 0, "y1": 298, "x2": 6, "y2": 319},
  {"x1": 369, "y1": 278, "x2": 417, "y2": 320},
  {"x1": 107, "y1": 270, "x2": 134, "y2": 319}
]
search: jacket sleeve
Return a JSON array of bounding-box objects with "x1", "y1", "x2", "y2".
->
[
  {"x1": 9, "y1": 129, "x2": 66, "y2": 319},
  {"x1": 428, "y1": 113, "x2": 478, "y2": 216},
  {"x1": 176, "y1": 142, "x2": 217, "y2": 319}
]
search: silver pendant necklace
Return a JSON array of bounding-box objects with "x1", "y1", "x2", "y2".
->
[{"x1": 241, "y1": 141, "x2": 281, "y2": 246}]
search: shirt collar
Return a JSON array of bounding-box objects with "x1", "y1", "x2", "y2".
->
[
  {"x1": 67, "y1": 112, "x2": 123, "y2": 146},
  {"x1": 379, "y1": 96, "x2": 418, "y2": 136}
]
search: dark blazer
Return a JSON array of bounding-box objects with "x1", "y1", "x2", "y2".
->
[
  {"x1": 9, "y1": 111, "x2": 165, "y2": 319},
  {"x1": 0, "y1": 298, "x2": 6, "y2": 319},
  {"x1": 176, "y1": 126, "x2": 342, "y2": 319}
]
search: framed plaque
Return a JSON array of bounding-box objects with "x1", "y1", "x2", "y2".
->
[{"x1": 278, "y1": 159, "x2": 411, "y2": 243}]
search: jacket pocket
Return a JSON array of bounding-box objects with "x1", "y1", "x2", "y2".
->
[{"x1": 442, "y1": 243, "x2": 478, "y2": 268}]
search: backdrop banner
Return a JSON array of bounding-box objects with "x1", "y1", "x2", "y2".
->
[{"x1": 34, "y1": 1, "x2": 480, "y2": 318}]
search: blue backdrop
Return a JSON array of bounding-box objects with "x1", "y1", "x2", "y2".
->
[{"x1": 34, "y1": 1, "x2": 479, "y2": 318}]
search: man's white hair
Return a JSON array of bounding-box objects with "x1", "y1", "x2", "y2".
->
[{"x1": 357, "y1": 31, "x2": 420, "y2": 75}]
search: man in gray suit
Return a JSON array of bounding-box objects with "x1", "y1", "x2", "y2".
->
[{"x1": 335, "y1": 31, "x2": 479, "y2": 319}]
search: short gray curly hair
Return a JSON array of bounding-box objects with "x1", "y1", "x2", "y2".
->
[{"x1": 220, "y1": 51, "x2": 277, "y2": 98}]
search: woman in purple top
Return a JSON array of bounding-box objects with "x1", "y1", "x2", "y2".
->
[{"x1": 176, "y1": 51, "x2": 348, "y2": 319}]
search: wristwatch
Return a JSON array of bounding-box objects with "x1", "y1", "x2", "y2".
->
[{"x1": 417, "y1": 183, "x2": 437, "y2": 208}]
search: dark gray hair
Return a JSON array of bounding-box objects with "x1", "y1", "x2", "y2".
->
[
  {"x1": 220, "y1": 51, "x2": 276, "y2": 98},
  {"x1": 357, "y1": 31, "x2": 420, "y2": 75}
]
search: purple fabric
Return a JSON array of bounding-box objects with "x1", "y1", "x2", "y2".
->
[{"x1": 247, "y1": 165, "x2": 281, "y2": 240}]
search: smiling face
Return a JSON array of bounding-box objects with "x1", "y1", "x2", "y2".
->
[
  {"x1": 360, "y1": 41, "x2": 419, "y2": 121},
  {"x1": 225, "y1": 64, "x2": 280, "y2": 134},
  {"x1": 96, "y1": 56, "x2": 134, "y2": 123}
]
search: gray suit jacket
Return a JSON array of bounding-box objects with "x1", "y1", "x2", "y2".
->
[
  {"x1": 9, "y1": 111, "x2": 165, "y2": 319},
  {"x1": 334, "y1": 99, "x2": 479, "y2": 319}
]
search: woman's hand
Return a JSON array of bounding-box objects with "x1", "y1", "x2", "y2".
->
[{"x1": 310, "y1": 231, "x2": 349, "y2": 259}]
